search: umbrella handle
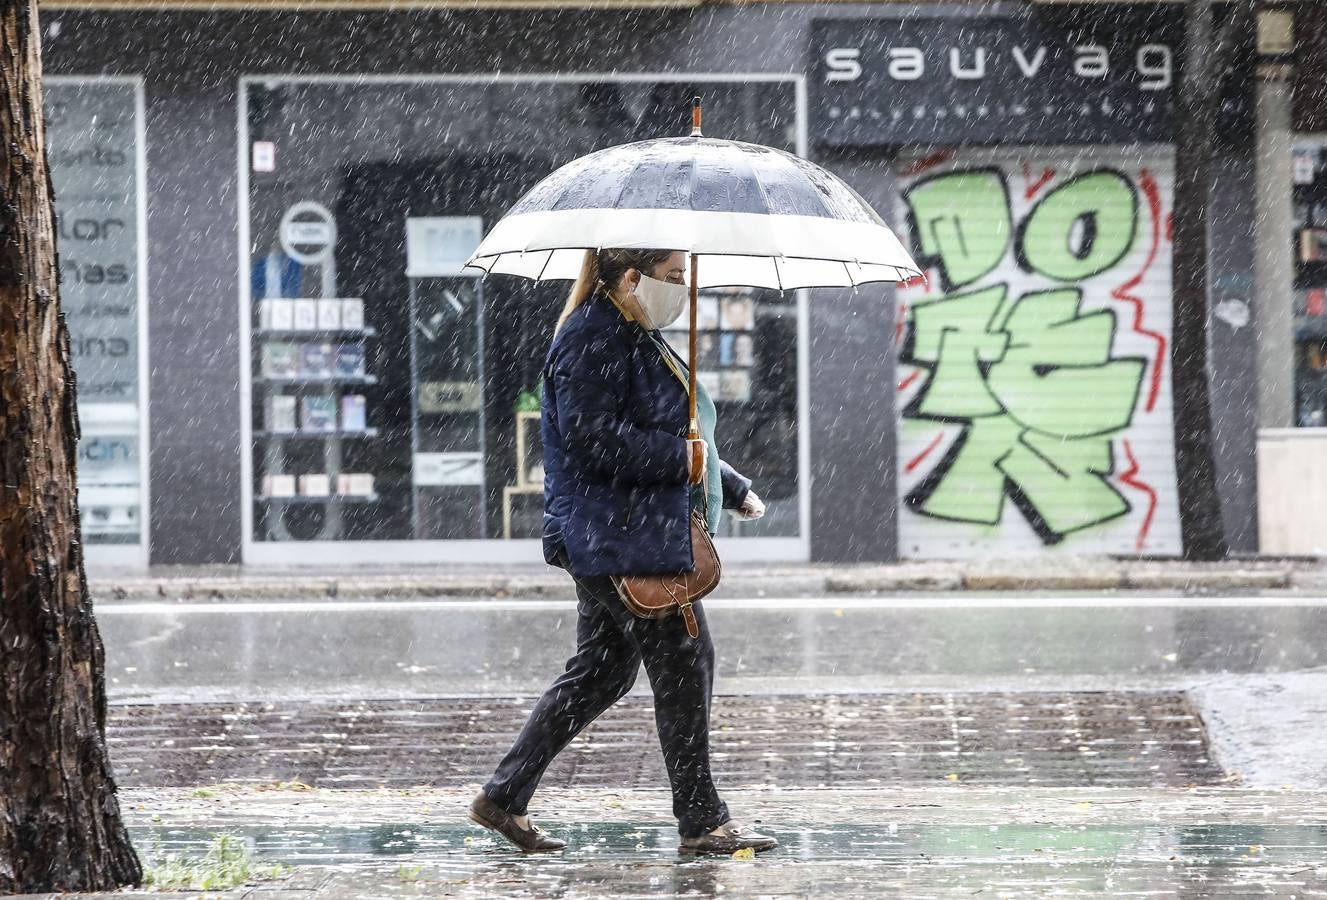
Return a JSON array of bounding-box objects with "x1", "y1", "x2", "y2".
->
[{"x1": 688, "y1": 251, "x2": 703, "y2": 485}]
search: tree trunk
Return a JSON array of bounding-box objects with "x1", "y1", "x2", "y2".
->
[
  {"x1": 0, "y1": 0, "x2": 142, "y2": 891},
  {"x1": 1171, "y1": 0, "x2": 1238, "y2": 560}
]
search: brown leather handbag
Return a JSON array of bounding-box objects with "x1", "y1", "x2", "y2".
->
[
  {"x1": 611, "y1": 271, "x2": 721, "y2": 640},
  {"x1": 610, "y1": 508, "x2": 720, "y2": 639}
]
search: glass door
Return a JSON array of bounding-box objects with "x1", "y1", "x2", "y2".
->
[{"x1": 410, "y1": 275, "x2": 485, "y2": 539}]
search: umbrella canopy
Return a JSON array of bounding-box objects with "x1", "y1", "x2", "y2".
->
[{"x1": 463, "y1": 135, "x2": 922, "y2": 290}]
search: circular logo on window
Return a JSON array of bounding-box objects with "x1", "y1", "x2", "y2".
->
[{"x1": 279, "y1": 201, "x2": 336, "y2": 265}]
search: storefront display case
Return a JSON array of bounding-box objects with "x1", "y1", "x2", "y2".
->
[
  {"x1": 44, "y1": 77, "x2": 150, "y2": 565},
  {"x1": 1293, "y1": 139, "x2": 1327, "y2": 426},
  {"x1": 241, "y1": 75, "x2": 805, "y2": 559}
]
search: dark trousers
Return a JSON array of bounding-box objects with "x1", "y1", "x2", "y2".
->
[{"x1": 483, "y1": 572, "x2": 730, "y2": 838}]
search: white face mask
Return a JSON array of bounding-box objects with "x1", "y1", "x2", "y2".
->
[{"x1": 632, "y1": 273, "x2": 690, "y2": 329}]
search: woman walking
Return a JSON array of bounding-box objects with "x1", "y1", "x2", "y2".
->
[{"x1": 469, "y1": 248, "x2": 776, "y2": 855}]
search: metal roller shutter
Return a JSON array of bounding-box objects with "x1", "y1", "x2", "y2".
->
[{"x1": 893, "y1": 146, "x2": 1181, "y2": 559}]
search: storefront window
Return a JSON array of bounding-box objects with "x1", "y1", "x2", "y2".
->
[
  {"x1": 243, "y1": 78, "x2": 801, "y2": 544},
  {"x1": 45, "y1": 79, "x2": 146, "y2": 550},
  {"x1": 1292, "y1": 139, "x2": 1327, "y2": 426}
]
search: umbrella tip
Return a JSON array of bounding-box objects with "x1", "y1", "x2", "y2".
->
[{"x1": 691, "y1": 96, "x2": 703, "y2": 137}]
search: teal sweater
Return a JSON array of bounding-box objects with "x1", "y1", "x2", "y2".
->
[{"x1": 643, "y1": 329, "x2": 723, "y2": 535}]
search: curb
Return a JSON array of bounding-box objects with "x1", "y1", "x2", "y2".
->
[{"x1": 87, "y1": 563, "x2": 1318, "y2": 602}]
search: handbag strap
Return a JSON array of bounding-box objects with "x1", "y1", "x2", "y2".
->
[{"x1": 645, "y1": 332, "x2": 711, "y2": 527}]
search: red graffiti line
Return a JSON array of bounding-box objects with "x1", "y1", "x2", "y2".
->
[
  {"x1": 906, "y1": 431, "x2": 946, "y2": 474},
  {"x1": 1110, "y1": 169, "x2": 1168, "y2": 413},
  {"x1": 901, "y1": 149, "x2": 955, "y2": 177},
  {"x1": 898, "y1": 368, "x2": 922, "y2": 393},
  {"x1": 1021, "y1": 161, "x2": 1056, "y2": 200},
  {"x1": 895, "y1": 300, "x2": 909, "y2": 346},
  {"x1": 1118, "y1": 439, "x2": 1157, "y2": 553}
]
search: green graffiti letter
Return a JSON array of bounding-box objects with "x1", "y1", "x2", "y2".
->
[
  {"x1": 908, "y1": 286, "x2": 1010, "y2": 419},
  {"x1": 915, "y1": 416, "x2": 1021, "y2": 525},
  {"x1": 903, "y1": 286, "x2": 1147, "y2": 541},
  {"x1": 986, "y1": 289, "x2": 1145, "y2": 438},
  {"x1": 1018, "y1": 171, "x2": 1138, "y2": 282},
  {"x1": 999, "y1": 432, "x2": 1129, "y2": 536},
  {"x1": 904, "y1": 171, "x2": 1012, "y2": 290}
]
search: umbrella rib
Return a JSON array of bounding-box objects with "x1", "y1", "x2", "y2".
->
[
  {"x1": 534, "y1": 250, "x2": 553, "y2": 283},
  {"x1": 609, "y1": 154, "x2": 649, "y2": 219}
]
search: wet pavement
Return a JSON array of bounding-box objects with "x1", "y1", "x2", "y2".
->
[
  {"x1": 96, "y1": 594, "x2": 1327, "y2": 700},
  {"x1": 107, "y1": 691, "x2": 1222, "y2": 790},
  {"x1": 41, "y1": 592, "x2": 1327, "y2": 896},
  {"x1": 36, "y1": 786, "x2": 1327, "y2": 898}
]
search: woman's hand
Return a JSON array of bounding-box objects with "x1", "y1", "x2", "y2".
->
[
  {"x1": 687, "y1": 438, "x2": 708, "y2": 484},
  {"x1": 737, "y1": 489, "x2": 765, "y2": 521}
]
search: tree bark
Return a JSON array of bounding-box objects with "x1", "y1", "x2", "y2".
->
[
  {"x1": 1170, "y1": 0, "x2": 1253, "y2": 560},
  {"x1": 0, "y1": 0, "x2": 142, "y2": 891}
]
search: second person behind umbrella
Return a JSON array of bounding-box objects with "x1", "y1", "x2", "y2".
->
[{"x1": 468, "y1": 247, "x2": 773, "y2": 855}]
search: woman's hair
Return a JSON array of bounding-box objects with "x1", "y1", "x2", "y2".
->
[{"x1": 556, "y1": 248, "x2": 676, "y2": 331}]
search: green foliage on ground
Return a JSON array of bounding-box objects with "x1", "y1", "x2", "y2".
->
[{"x1": 143, "y1": 833, "x2": 289, "y2": 891}]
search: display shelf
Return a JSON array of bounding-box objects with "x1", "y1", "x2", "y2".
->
[
  {"x1": 255, "y1": 428, "x2": 379, "y2": 439},
  {"x1": 257, "y1": 494, "x2": 381, "y2": 504},
  {"x1": 257, "y1": 327, "x2": 377, "y2": 339},
  {"x1": 256, "y1": 375, "x2": 379, "y2": 386}
]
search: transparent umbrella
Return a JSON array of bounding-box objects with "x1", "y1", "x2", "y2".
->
[{"x1": 464, "y1": 97, "x2": 924, "y2": 477}]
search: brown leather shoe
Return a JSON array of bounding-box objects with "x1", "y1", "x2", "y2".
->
[
  {"x1": 468, "y1": 790, "x2": 566, "y2": 852},
  {"x1": 679, "y1": 820, "x2": 778, "y2": 855}
]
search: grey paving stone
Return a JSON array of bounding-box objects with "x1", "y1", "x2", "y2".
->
[{"x1": 108, "y1": 691, "x2": 1223, "y2": 790}]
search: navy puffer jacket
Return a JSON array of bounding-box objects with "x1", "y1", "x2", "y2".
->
[{"x1": 541, "y1": 291, "x2": 751, "y2": 578}]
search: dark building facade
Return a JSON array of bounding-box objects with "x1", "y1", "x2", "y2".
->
[{"x1": 40, "y1": 1, "x2": 1261, "y2": 568}]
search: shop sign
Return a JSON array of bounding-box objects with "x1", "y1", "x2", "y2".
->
[
  {"x1": 279, "y1": 201, "x2": 336, "y2": 265},
  {"x1": 44, "y1": 81, "x2": 143, "y2": 542},
  {"x1": 811, "y1": 8, "x2": 1250, "y2": 146},
  {"x1": 406, "y1": 216, "x2": 484, "y2": 278},
  {"x1": 420, "y1": 380, "x2": 481, "y2": 414},
  {"x1": 414, "y1": 452, "x2": 483, "y2": 486}
]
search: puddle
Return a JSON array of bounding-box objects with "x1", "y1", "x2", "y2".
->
[{"x1": 130, "y1": 820, "x2": 1327, "y2": 868}]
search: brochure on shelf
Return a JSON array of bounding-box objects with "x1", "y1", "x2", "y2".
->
[
  {"x1": 261, "y1": 342, "x2": 299, "y2": 378},
  {"x1": 341, "y1": 298, "x2": 365, "y2": 331},
  {"x1": 1294, "y1": 148, "x2": 1319, "y2": 185},
  {"x1": 1307, "y1": 289, "x2": 1326, "y2": 318},
  {"x1": 1300, "y1": 228, "x2": 1327, "y2": 264},
  {"x1": 337, "y1": 472, "x2": 375, "y2": 496},
  {"x1": 340, "y1": 394, "x2": 367, "y2": 431},
  {"x1": 300, "y1": 342, "x2": 336, "y2": 378},
  {"x1": 698, "y1": 296, "x2": 720, "y2": 330},
  {"x1": 264, "y1": 394, "x2": 298, "y2": 432},
  {"x1": 721, "y1": 296, "x2": 755, "y2": 331},
  {"x1": 735, "y1": 333, "x2": 755, "y2": 366},
  {"x1": 298, "y1": 473, "x2": 331, "y2": 497},
  {"x1": 294, "y1": 299, "x2": 319, "y2": 331},
  {"x1": 271, "y1": 299, "x2": 295, "y2": 331},
  {"x1": 301, "y1": 395, "x2": 338, "y2": 432},
  {"x1": 263, "y1": 474, "x2": 297, "y2": 497},
  {"x1": 719, "y1": 333, "x2": 736, "y2": 366},
  {"x1": 335, "y1": 344, "x2": 367, "y2": 378},
  {"x1": 317, "y1": 298, "x2": 342, "y2": 330}
]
